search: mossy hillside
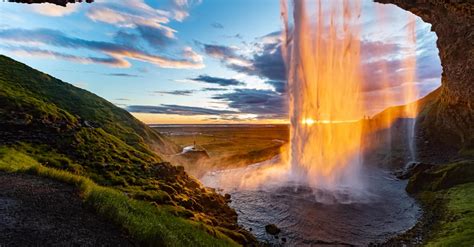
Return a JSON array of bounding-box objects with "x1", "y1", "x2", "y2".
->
[
  {"x1": 424, "y1": 183, "x2": 474, "y2": 247},
  {"x1": 0, "y1": 147, "x2": 238, "y2": 247},
  {"x1": 0, "y1": 55, "x2": 254, "y2": 244},
  {"x1": 405, "y1": 161, "x2": 474, "y2": 246},
  {"x1": 406, "y1": 160, "x2": 474, "y2": 193},
  {"x1": 0, "y1": 54, "x2": 179, "y2": 155}
]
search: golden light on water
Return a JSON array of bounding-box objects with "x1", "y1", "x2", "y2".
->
[
  {"x1": 302, "y1": 118, "x2": 315, "y2": 125},
  {"x1": 302, "y1": 118, "x2": 361, "y2": 125}
]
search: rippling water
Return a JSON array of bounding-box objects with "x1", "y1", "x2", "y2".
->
[{"x1": 202, "y1": 162, "x2": 420, "y2": 246}]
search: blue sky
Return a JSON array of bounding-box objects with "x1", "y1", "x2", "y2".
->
[{"x1": 0, "y1": 0, "x2": 442, "y2": 123}]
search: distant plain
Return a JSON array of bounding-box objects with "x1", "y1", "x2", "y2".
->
[{"x1": 152, "y1": 124, "x2": 289, "y2": 177}]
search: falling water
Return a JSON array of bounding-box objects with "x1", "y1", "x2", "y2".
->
[
  {"x1": 201, "y1": 1, "x2": 425, "y2": 243},
  {"x1": 403, "y1": 15, "x2": 418, "y2": 163},
  {"x1": 204, "y1": 0, "x2": 421, "y2": 203},
  {"x1": 280, "y1": 0, "x2": 419, "y2": 194},
  {"x1": 282, "y1": 0, "x2": 366, "y2": 194}
]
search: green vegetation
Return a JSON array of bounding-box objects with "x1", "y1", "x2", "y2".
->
[
  {"x1": 406, "y1": 160, "x2": 474, "y2": 193},
  {"x1": 0, "y1": 55, "x2": 254, "y2": 245},
  {"x1": 404, "y1": 160, "x2": 474, "y2": 246},
  {"x1": 0, "y1": 147, "x2": 238, "y2": 247},
  {"x1": 0, "y1": 55, "x2": 178, "y2": 155},
  {"x1": 425, "y1": 183, "x2": 474, "y2": 246}
]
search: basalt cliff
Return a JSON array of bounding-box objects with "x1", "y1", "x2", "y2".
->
[{"x1": 375, "y1": 1, "x2": 474, "y2": 158}]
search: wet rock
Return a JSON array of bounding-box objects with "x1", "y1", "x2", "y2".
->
[
  {"x1": 176, "y1": 165, "x2": 185, "y2": 175},
  {"x1": 396, "y1": 162, "x2": 434, "y2": 180},
  {"x1": 265, "y1": 224, "x2": 281, "y2": 235},
  {"x1": 224, "y1": 193, "x2": 232, "y2": 203},
  {"x1": 406, "y1": 161, "x2": 474, "y2": 193},
  {"x1": 180, "y1": 150, "x2": 210, "y2": 163}
]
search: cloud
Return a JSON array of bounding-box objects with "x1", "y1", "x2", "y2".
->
[
  {"x1": 249, "y1": 42, "x2": 286, "y2": 81},
  {"x1": 149, "y1": 86, "x2": 225, "y2": 95},
  {"x1": 83, "y1": 0, "x2": 191, "y2": 51},
  {"x1": 223, "y1": 34, "x2": 243, "y2": 40},
  {"x1": 114, "y1": 98, "x2": 131, "y2": 101},
  {"x1": 265, "y1": 80, "x2": 286, "y2": 93},
  {"x1": 205, "y1": 28, "x2": 441, "y2": 110},
  {"x1": 86, "y1": 1, "x2": 174, "y2": 35},
  {"x1": 3, "y1": 45, "x2": 125, "y2": 66},
  {"x1": 259, "y1": 31, "x2": 282, "y2": 45},
  {"x1": 190, "y1": 75, "x2": 245, "y2": 86},
  {"x1": 202, "y1": 87, "x2": 228, "y2": 92},
  {"x1": 112, "y1": 25, "x2": 176, "y2": 50},
  {"x1": 0, "y1": 28, "x2": 204, "y2": 69},
  {"x1": 201, "y1": 25, "x2": 441, "y2": 118},
  {"x1": 170, "y1": 0, "x2": 202, "y2": 21},
  {"x1": 136, "y1": 24, "x2": 174, "y2": 47},
  {"x1": 127, "y1": 104, "x2": 236, "y2": 115},
  {"x1": 154, "y1": 90, "x2": 196, "y2": 96},
  {"x1": 212, "y1": 89, "x2": 287, "y2": 117},
  {"x1": 211, "y1": 22, "x2": 224, "y2": 29},
  {"x1": 201, "y1": 41, "x2": 284, "y2": 81},
  {"x1": 106, "y1": 73, "x2": 140, "y2": 77},
  {"x1": 202, "y1": 43, "x2": 252, "y2": 68},
  {"x1": 31, "y1": 3, "x2": 79, "y2": 17}
]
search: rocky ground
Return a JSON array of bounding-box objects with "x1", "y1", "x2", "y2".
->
[{"x1": 0, "y1": 172, "x2": 134, "y2": 246}]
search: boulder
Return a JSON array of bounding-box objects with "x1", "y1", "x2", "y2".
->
[{"x1": 265, "y1": 224, "x2": 281, "y2": 235}]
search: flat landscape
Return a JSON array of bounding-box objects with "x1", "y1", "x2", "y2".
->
[{"x1": 152, "y1": 124, "x2": 289, "y2": 177}]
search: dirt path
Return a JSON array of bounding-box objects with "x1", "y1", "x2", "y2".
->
[{"x1": 0, "y1": 172, "x2": 134, "y2": 246}]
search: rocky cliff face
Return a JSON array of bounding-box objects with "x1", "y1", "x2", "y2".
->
[{"x1": 376, "y1": 1, "x2": 474, "y2": 153}]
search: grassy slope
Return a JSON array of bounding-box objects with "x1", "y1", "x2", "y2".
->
[
  {"x1": 0, "y1": 147, "x2": 237, "y2": 246},
  {"x1": 0, "y1": 55, "x2": 253, "y2": 244},
  {"x1": 393, "y1": 160, "x2": 474, "y2": 246},
  {"x1": 0, "y1": 54, "x2": 179, "y2": 156},
  {"x1": 425, "y1": 182, "x2": 474, "y2": 246}
]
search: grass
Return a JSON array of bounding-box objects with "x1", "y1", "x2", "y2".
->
[
  {"x1": 0, "y1": 55, "x2": 178, "y2": 155},
  {"x1": 0, "y1": 55, "x2": 253, "y2": 244},
  {"x1": 425, "y1": 182, "x2": 474, "y2": 246},
  {"x1": 400, "y1": 160, "x2": 474, "y2": 246},
  {"x1": 0, "y1": 147, "x2": 238, "y2": 247}
]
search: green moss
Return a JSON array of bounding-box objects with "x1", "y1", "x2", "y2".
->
[
  {"x1": 0, "y1": 55, "x2": 178, "y2": 154},
  {"x1": 0, "y1": 147, "x2": 238, "y2": 247},
  {"x1": 459, "y1": 147, "x2": 474, "y2": 158},
  {"x1": 425, "y1": 183, "x2": 474, "y2": 247},
  {"x1": 402, "y1": 160, "x2": 474, "y2": 246},
  {"x1": 407, "y1": 160, "x2": 474, "y2": 193}
]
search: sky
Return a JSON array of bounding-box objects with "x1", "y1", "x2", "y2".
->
[{"x1": 0, "y1": 0, "x2": 442, "y2": 124}]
